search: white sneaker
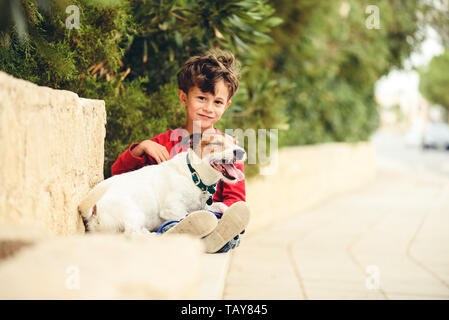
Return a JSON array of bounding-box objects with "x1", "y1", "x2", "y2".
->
[
  {"x1": 202, "y1": 201, "x2": 250, "y2": 254},
  {"x1": 165, "y1": 210, "x2": 218, "y2": 238}
]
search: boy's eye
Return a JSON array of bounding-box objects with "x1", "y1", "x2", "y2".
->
[
  {"x1": 215, "y1": 101, "x2": 223, "y2": 105},
  {"x1": 198, "y1": 96, "x2": 205, "y2": 100}
]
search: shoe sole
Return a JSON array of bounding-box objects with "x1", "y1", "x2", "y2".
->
[
  {"x1": 165, "y1": 210, "x2": 218, "y2": 238},
  {"x1": 202, "y1": 202, "x2": 250, "y2": 253}
]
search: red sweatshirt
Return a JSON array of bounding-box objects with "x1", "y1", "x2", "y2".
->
[{"x1": 110, "y1": 126, "x2": 246, "y2": 210}]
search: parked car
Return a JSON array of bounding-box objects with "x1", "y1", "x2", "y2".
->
[{"x1": 422, "y1": 122, "x2": 449, "y2": 150}]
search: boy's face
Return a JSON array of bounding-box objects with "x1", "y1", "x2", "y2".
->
[{"x1": 178, "y1": 79, "x2": 231, "y2": 132}]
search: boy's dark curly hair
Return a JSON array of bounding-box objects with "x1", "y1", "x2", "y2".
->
[{"x1": 177, "y1": 48, "x2": 241, "y2": 101}]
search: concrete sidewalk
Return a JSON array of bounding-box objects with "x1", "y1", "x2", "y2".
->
[{"x1": 223, "y1": 156, "x2": 449, "y2": 299}]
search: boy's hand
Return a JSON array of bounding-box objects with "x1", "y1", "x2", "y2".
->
[
  {"x1": 131, "y1": 140, "x2": 170, "y2": 164},
  {"x1": 208, "y1": 202, "x2": 229, "y2": 214}
]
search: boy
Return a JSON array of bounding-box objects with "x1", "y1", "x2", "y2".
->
[{"x1": 110, "y1": 48, "x2": 249, "y2": 253}]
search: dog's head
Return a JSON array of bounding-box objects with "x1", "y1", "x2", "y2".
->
[{"x1": 189, "y1": 131, "x2": 246, "y2": 183}]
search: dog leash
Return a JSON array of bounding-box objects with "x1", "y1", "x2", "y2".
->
[{"x1": 186, "y1": 153, "x2": 217, "y2": 209}]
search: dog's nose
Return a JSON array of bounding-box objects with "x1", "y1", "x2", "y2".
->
[{"x1": 233, "y1": 148, "x2": 245, "y2": 160}]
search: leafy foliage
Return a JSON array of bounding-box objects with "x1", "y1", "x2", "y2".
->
[
  {"x1": 1, "y1": 0, "x2": 447, "y2": 179},
  {"x1": 419, "y1": 50, "x2": 449, "y2": 122},
  {"x1": 267, "y1": 0, "x2": 447, "y2": 147},
  {"x1": 0, "y1": 0, "x2": 282, "y2": 178}
]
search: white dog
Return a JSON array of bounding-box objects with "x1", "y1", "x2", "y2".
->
[{"x1": 78, "y1": 132, "x2": 246, "y2": 235}]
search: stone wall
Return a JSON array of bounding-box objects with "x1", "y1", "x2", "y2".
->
[
  {"x1": 0, "y1": 72, "x2": 230, "y2": 300},
  {"x1": 0, "y1": 233, "x2": 204, "y2": 299},
  {"x1": 0, "y1": 72, "x2": 106, "y2": 235},
  {"x1": 0, "y1": 71, "x2": 376, "y2": 237},
  {"x1": 246, "y1": 142, "x2": 376, "y2": 233},
  {"x1": 0, "y1": 72, "x2": 376, "y2": 299}
]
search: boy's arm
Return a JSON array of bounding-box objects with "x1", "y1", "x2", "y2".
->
[
  {"x1": 110, "y1": 135, "x2": 164, "y2": 176},
  {"x1": 211, "y1": 161, "x2": 246, "y2": 212}
]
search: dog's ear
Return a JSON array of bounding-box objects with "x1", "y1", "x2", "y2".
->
[
  {"x1": 189, "y1": 133, "x2": 202, "y2": 149},
  {"x1": 232, "y1": 135, "x2": 237, "y2": 145},
  {"x1": 224, "y1": 133, "x2": 238, "y2": 146}
]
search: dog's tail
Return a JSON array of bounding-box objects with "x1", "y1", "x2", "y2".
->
[{"x1": 78, "y1": 178, "x2": 113, "y2": 219}]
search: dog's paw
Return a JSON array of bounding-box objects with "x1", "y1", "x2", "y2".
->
[{"x1": 208, "y1": 202, "x2": 228, "y2": 214}]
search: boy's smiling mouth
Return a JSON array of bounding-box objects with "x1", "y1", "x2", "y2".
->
[{"x1": 199, "y1": 114, "x2": 213, "y2": 119}]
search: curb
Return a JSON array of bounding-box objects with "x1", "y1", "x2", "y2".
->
[{"x1": 198, "y1": 251, "x2": 231, "y2": 299}]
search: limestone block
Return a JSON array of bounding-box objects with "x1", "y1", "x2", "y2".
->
[
  {"x1": 0, "y1": 233, "x2": 203, "y2": 299},
  {"x1": 0, "y1": 223, "x2": 51, "y2": 260},
  {"x1": 246, "y1": 142, "x2": 376, "y2": 233},
  {"x1": 0, "y1": 72, "x2": 106, "y2": 235}
]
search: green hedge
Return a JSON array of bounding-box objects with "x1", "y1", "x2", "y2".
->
[
  {"x1": 268, "y1": 0, "x2": 441, "y2": 147},
  {"x1": 0, "y1": 0, "x2": 283, "y2": 179},
  {"x1": 1, "y1": 0, "x2": 444, "y2": 179}
]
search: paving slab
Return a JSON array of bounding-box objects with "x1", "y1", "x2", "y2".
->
[
  {"x1": 198, "y1": 252, "x2": 231, "y2": 300},
  {"x1": 224, "y1": 153, "x2": 449, "y2": 300}
]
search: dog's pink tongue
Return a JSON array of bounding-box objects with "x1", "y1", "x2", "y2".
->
[{"x1": 222, "y1": 163, "x2": 244, "y2": 180}]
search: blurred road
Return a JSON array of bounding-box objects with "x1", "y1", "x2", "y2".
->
[
  {"x1": 372, "y1": 129, "x2": 449, "y2": 178},
  {"x1": 223, "y1": 128, "x2": 449, "y2": 299}
]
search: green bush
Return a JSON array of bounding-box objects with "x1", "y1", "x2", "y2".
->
[
  {"x1": 0, "y1": 0, "x2": 283, "y2": 179},
  {"x1": 419, "y1": 50, "x2": 449, "y2": 123},
  {"x1": 2, "y1": 0, "x2": 446, "y2": 179},
  {"x1": 267, "y1": 0, "x2": 445, "y2": 147}
]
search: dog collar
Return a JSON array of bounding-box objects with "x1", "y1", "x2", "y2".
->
[{"x1": 186, "y1": 153, "x2": 216, "y2": 206}]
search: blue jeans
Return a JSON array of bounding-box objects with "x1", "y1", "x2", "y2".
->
[
  {"x1": 215, "y1": 234, "x2": 241, "y2": 253},
  {"x1": 157, "y1": 211, "x2": 242, "y2": 253}
]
